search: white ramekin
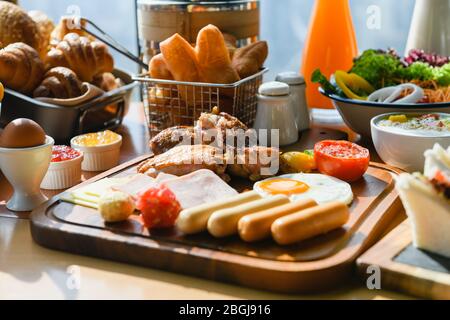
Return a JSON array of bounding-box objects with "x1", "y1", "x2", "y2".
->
[
  {"x1": 41, "y1": 152, "x2": 84, "y2": 190},
  {"x1": 71, "y1": 135, "x2": 122, "y2": 172}
]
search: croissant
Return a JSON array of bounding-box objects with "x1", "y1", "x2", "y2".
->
[
  {"x1": 33, "y1": 67, "x2": 84, "y2": 99},
  {"x1": 0, "y1": 43, "x2": 45, "y2": 94},
  {"x1": 51, "y1": 16, "x2": 93, "y2": 43},
  {"x1": 46, "y1": 33, "x2": 114, "y2": 82}
]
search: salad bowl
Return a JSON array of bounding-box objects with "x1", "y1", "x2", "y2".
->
[
  {"x1": 320, "y1": 88, "x2": 450, "y2": 138},
  {"x1": 315, "y1": 48, "x2": 450, "y2": 138}
]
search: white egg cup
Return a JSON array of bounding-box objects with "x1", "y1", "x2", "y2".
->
[{"x1": 0, "y1": 136, "x2": 54, "y2": 212}]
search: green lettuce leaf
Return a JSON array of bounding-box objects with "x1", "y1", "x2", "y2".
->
[
  {"x1": 350, "y1": 49, "x2": 403, "y2": 89},
  {"x1": 311, "y1": 69, "x2": 337, "y2": 94}
]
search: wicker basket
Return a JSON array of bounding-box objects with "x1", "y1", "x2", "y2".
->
[{"x1": 133, "y1": 68, "x2": 267, "y2": 137}]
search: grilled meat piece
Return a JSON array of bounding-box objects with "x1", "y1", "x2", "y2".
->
[
  {"x1": 227, "y1": 146, "x2": 280, "y2": 181},
  {"x1": 149, "y1": 111, "x2": 250, "y2": 155},
  {"x1": 138, "y1": 145, "x2": 229, "y2": 180},
  {"x1": 197, "y1": 111, "x2": 247, "y2": 133},
  {"x1": 150, "y1": 126, "x2": 196, "y2": 155},
  {"x1": 149, "y1": 125, "x2": 224, "y2": 156}
]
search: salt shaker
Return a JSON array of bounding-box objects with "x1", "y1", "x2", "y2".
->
[
  {"x1": 275, "y1": 72, "x2": 310, "y2": 131},
  {"x1": 254, "y1": 81, "x2": 299, "y2": 147}
]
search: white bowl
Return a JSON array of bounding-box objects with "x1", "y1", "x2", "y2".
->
[
  {"x1": 321, "y1": 89, "x2": 450, "y2": 138},
  {"x1": 71, "y1": 135, "x2": 122, "y2": 172},
  {"x1": 41, "y1": 151, "x2": 84, "y2": 190},
  {"x1": 0, "y1": 136, "x2": 54, "y2": 211},
  {"x1": 371, "y1": 112, "x2": 450, "y2": 172}
]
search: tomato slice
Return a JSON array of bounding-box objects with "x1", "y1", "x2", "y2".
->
[{"x1": 314, "y1": 140, "x2": 370, "y2": 182}]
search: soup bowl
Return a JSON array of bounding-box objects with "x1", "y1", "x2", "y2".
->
[{"x1": 371, "y1": 112, "x2": 450, "y2": 172}]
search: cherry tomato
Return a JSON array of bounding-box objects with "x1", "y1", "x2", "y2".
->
[
  {"x1": 136, "y1": 185, "x2": 181, "y2": 229},
  {"x1": 314, "y1": 140, "x2": 370, "y2": 182}
]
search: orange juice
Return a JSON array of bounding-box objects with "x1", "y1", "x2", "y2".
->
[{"x1": 301, "y1": 0, "x2": 358, "y2": 109}]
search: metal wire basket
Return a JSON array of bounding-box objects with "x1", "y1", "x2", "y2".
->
[{"x1": 133, "y1": 68, "x2": 267, "y2": 137}]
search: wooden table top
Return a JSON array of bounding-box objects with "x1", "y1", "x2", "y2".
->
[{"x1": 0, "y1": 103, "x2": 411, "y2": 300}]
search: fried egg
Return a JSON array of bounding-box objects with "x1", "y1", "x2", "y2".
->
[{"x1": 253, "y1": 173, "x2": 354, "y2": 205}]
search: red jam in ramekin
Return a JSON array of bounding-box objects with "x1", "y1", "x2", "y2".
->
[{"x1": 51, "y1": 145, "x2": 82, "y2": 163}]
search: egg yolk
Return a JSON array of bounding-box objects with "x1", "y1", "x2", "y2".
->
[{"x1": 258, "y1": 179, "x2": 310, "y2": 195}]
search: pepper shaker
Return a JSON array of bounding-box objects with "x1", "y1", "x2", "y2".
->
[
  {"x1": 276, "y1": 72, "x2": 310, "y2": 131},
  {"x1": 254, "y1": 81, "x2": 299, "y2": 147}
]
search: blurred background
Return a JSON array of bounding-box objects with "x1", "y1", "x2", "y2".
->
[{"x1": 20, "y1": 0, "x2": 415, "y2": 78}]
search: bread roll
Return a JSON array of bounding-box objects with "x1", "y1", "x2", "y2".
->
[
  {"x1": 232, "y1": 41, "x2": 268, "y2": 78},
  {"x1": 160, "y1": 33, "x2": 201, "y2": 83},
  {"x1": 149, "y1": 53, "x2": 174, "y2": 81},
  {"x1": 148, "y1": 53, "x2": 174, "y2": 106},
  {"x1": 160, "y1": 33, "x2": 202, "y2": 107},
  {"x1": 223, "y1": 33, "x2": 237, "y2": 59},
  {"x1": 28, "y1": 10, "x2": 55, "y2": 53},
  {"x1": 195, "y1": 25, "x2": 240, "y2": 84},
  {"x1": 0, "y1": 2, "x2": 43, "y2": 58}
]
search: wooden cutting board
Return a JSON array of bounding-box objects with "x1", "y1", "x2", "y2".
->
[
  {"x1": 357, "y1": 221, "x2": 450, "y2": 299},
  {"x1": 30, "y1": 153, "x2": 405, "y2": 294}
]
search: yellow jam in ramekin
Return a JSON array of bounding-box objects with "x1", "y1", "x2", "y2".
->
[{"x1": 72, "y1": 130, "x2": 121, "y2": 147}]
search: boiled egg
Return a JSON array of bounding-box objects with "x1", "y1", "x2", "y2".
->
[
  {"x1": 0, "y1": 118, "x2": 46, "y2": 148},
  {"x1": 254, "y1": 173, "x2": 354, "y2": 205}
]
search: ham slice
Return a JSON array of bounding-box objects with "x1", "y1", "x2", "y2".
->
[
  {"x1": 113, "y1": 170, "x2": 237, "y2": 210},
  {"x1": 161, "y1": 169, "x2": 238, "y2": 209},
  {"x1": 113, "y1": 174, "x2": 157, "y2": 197}
]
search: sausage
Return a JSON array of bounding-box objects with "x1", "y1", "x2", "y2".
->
[
  {"x1": 176, "y1": 191, "x2": 261, "y2": 235},
  {"x1": 238, "y1": 198, "x2": 318, "y2": 242},
  {"x1": 207, "y1": 195, "x2": 290, "y2": 238},
  {"x1": 271, "y1": 201, "x2": 350, "y2": 245}
]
